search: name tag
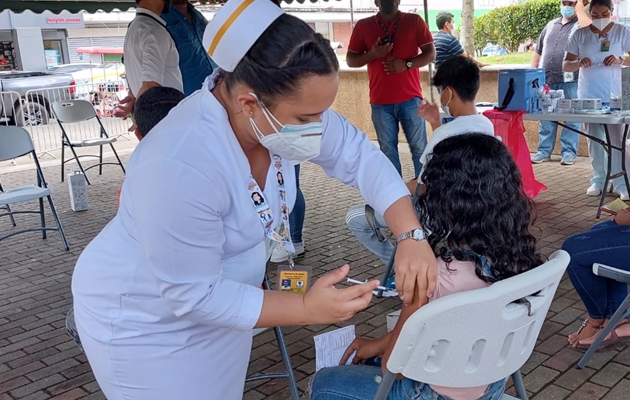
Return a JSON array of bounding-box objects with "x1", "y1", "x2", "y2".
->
[{"x1": 601, "y1": 40, "x2": 611, "y2": 52}]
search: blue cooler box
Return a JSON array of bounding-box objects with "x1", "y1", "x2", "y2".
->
[{"x1": 498, "y1": 69, "x2": 546, "y2": 112}]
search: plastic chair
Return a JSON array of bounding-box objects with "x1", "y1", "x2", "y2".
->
[
  {"x1": 52, "y1": 100, "x2": 125, "y2": 185},
  {"x1": 373, "y1": 250, "x2": 570, "y2": 400},
  {"x1": 0, "y1": 179, "x2": 17, "y2": 227},
  {"x1": 246, "y1": 274, "x2": 300, "y2": 400},
  {"x1": 0, "y1": 126, "x2": 69, "y2": 250},
  {"x1": 577, "y1": 263, "x2": 630, "y2": 369}
]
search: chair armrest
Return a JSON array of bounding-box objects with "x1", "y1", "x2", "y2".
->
[{"x1": 592, "y1": 263, "x2": 630, "y2": 283}]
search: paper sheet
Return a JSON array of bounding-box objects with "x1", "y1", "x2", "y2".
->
[{"x1": 313, "y1": 325, "x2": 356, "y2": 371}]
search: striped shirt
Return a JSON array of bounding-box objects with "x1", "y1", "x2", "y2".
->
[{"x1": 433, "y1": 31, "x2": 464, "y2": 69}]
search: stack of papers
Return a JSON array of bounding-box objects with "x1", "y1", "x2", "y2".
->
[{"x1": 313, "y1": 325, "x2": 356, "y2": 371}]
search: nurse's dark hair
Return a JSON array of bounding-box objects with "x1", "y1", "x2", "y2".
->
[
  {"x1": 223, "y1": 14, "x2": 339, "y2": 106},
  {"x1": 589, "y1": 0, "x2": 613, "y2": 9},
  {"x1": 416, "y1": 133, "x2": 544, "y2": 284}
]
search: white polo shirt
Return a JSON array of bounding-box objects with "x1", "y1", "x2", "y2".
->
[{"x1": 123, "y1": 8, "x2": 184, "y2": 96}]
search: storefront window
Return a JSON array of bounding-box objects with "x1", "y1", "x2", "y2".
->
[{"x1": 43, "y1": 40, "x2": 63, "y2": 69}]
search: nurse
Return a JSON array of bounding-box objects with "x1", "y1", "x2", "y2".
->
[
  {"x1": 564, "y1": 0, "x2": 630, "y2": 200},
  {"x1": 71, "y1": 0, "x2": 437, "y2": 399}
]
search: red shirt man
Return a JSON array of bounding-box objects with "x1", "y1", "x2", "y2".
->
[{"x1": 347, "y1": 0, "x2": 435, "y2": 178}]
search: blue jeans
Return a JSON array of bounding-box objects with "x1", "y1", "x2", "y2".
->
[
  {"x1": 289, "y1": 164, "x2": 305, "y2": 244},
  {"x1": 563, "y1": 220, "x2": 630, "y2": 319},
  {"x1": 346, "y1": 204, "x2": 393, "y2": 265},
  {"x1": 371, "y1": 97, "x2": 427, "y2": 178},
  {"x1": 310, "y1": 365, "x2": 507, "y2": 400},
  {"x1": 536, "y1": 82, "x2": 580, "y2": 158},
  {"x1": 585, "y1": 121, "x2": 628, "y2": 191}
]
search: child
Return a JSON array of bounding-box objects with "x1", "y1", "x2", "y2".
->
[{"x1": 311, "y1": 133, "x2": 544, "y2": 400}]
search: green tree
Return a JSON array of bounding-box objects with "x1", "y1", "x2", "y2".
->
[{"x1": 474, "y1": 0, "x2": 560, "y2": 53}]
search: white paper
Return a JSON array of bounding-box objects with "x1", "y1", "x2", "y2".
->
[{"x1": 313, "y1": 325, "x2": 356, "y2": 371}]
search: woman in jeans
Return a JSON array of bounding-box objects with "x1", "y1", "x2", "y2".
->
[{"x1": 564, "y1": 209, "x2": 630, "y2": 348}]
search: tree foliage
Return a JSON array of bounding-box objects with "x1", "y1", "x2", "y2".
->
[{"x1": 474, "y1": 0, "x2": 560, "y2": 52}]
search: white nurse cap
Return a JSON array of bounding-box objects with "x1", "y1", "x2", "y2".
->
[{"x1": 203, "y1": 0, "x2": 284, "y2": 72}]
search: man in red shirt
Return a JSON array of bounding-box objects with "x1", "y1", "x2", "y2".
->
[{"x1": 347, "y1": 0, "x2": 435, "y2": 178}]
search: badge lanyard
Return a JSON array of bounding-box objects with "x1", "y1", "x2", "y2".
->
[
  {"x1": 376, "y1": 15, "x2": 401, "y2": 45},
  {"x1": 247, "y1": 154, "x2": 296, "y2": 266}
]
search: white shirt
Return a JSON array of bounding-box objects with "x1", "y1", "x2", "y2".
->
[
  {"x1": 566, "y1": 23, "x2": 630, "y2": 101},
  {"x1": 71, "y1": 77, "x2": 409, "y2": 399},
  {"x1": 123, "y1": 8, "x2": 184, "y2": 96},
  {"x1": 418, "y1": 114, "x2": 495, "y2": 182}
]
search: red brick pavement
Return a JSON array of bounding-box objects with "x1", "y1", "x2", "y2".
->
[{"x1": 0, "y1": 150, "x2": 628, "y2": 400}]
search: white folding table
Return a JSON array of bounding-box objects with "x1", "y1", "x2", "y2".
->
[{"x1": 523, "y1": 112, "x2": 630, "y2": 218}]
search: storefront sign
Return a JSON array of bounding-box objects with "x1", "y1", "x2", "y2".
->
[{"x1": 46, "y1": 17, "x2": 83, "y2": 24}]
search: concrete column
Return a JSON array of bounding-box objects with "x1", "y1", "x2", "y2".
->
[{"x1": 12, "y1": 27, "x2": 47, "y2": 71}]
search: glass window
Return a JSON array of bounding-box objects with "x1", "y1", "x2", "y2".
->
[{"x1": 43, "y1": 40, "x2": 63, "y2": 69}]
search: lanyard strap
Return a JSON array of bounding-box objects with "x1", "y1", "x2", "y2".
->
[
  {"x1": 376, "y1": 15, "x2": 401, "y2": 44},
  {"x1": 248, "y1": 154, "x2": 295, "y2": 265}
]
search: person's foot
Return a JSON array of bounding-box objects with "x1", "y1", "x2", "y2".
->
[
  {"x1": 617, "y1": 190, "x2": 629, "y2": 201},
  {"x1": 568, "y1": 318, "x2": 604, "y2": 348},
  {"x1": 270, "y1": 241, "x2": 305, "y2": 263},
  {"x1": 586, "y1": 184, "x2": 603, "y2": 197},
  {"x1": 561, "y1": 154, "x2": 576, "y2": 165},
  {"x1": 531, "y1": 153, "x2": 551, "y2": 164},
  {"x1": 576, "y1": 320, "x2": 630, "y2": 348}
]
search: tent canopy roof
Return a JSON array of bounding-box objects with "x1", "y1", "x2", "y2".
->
[{"x1": 1, "y1": 0, "x2": 341, "y2": 14}]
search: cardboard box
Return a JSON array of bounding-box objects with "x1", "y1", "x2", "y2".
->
[
  {"x1": 571, "y1": 99, "x2": 584, "y2": 109},
  {"x1": 68, "y1": 171, "x2": 88, "y2": 211},
  {"x1": 558, "y1": 99, "x2": 572, "y2": 109},
  {"x1": 386, "y1": 310, "x2": 401, "y2": 332},
  {"x1": 583, "y1": 99, "x2": 603, "y2": 110}
]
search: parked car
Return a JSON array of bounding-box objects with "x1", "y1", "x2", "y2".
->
[
  {"x1": 0, "y1": 71, "x2": 76, "y2": 126},
  {"x1": 481, "y1": 45, "x2": 507, "y2": 57},
  {"x1": 50, "y1": 63, "x2": 95, "y2": 75}
]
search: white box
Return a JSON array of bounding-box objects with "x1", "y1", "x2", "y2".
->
[
  {"x1": 558, "y1": 99, "x2": 572, "y2": 109},
  {"x1": 386, "y1": 310, "x2": 401, "y2": 332},
  {"x1": 582, "y1": 99, "x2": 602, "y2": 110},
  {"x1": 68, "y1": 171, "x2": 88, "y2": 211},
  {"x1": 611, "y1": 98, "x2": 622, "y2": 111},
  {"x1": 571, "y1": 99, "x2": 584, "y2": 109}
]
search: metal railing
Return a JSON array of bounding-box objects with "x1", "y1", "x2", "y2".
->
[{"x1": 1, "y1": 82, "x2": 133, "y2": 159}]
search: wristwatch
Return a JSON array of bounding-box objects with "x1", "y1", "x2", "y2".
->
[
  {"x1": 406, "y1": 59, "x2": 413, "y2": 69},
  {"x1": 396, "y1": 228, "x2": 426, "y2": 244}
]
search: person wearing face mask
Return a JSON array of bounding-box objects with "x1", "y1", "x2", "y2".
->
[
  {"x1": 531, "y1": 0, "x2": 585, "y2": 166},
  {"x1": 115, "y1": 0, "x2": 184, "y2": 132},
  {"x1": 564, "y1": 0, "x2": 630, "y2": 200},
  {"x1": 161, "y1": 0, "x2": 218, "y2": 96},
  {"x1": 70, "y1": 1, "x2": 438, "y2": 399},
  {"x1": 433, "y1": 12, "x2": 489, "y2": 70}
]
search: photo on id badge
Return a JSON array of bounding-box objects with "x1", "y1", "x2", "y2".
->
[
  {"x1": 276, "y1": 264, "x2": 312, "y2": 295},
  {"x1": 601, "y1": 40, "x2": 610, "y2": 52}
]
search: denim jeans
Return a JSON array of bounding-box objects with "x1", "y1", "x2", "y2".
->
[
  {"x1": 289, "y1": 164, "x2": 305, "y2": 244},
  {"x1": 585, "y1": 122, "x2": 629, "y2": 191},
  {"x1": 563, "y1": 220, "x2": 630, "y2": 319},
  {"x1": 536, "y1": 82, "x2": 580, "y2": 158},
  {"x1": 310, "y1": 365, "x2": 507, "y2": 400},
  {"x1": 346, "y1": 204, "x2": 393, "y2": 265},
  {"x1": 371, "y1": 97, "x2": 427, "y2": 178}
]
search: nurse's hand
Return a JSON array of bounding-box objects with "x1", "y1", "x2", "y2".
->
[
  {"x1": 604, "y1": 55, "x2": 623, "y2": 66},
  {"x1": 394, "y1": 239, "x2": 437, "y2": 307},
  {"x1": 303, "y1": 264, "x2": 379, "y2": 324},
  {"x1": 579, "y1": 57, "x2": 593, "y2": 68}
]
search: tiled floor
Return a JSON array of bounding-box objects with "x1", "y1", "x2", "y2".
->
[{"x1": 0, "y1": 149, "x2": 629, "y2": 400}]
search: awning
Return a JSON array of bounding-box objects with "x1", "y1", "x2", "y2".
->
[{"x1": 1, "y1": 0, "x2": 340, "y2": 14}]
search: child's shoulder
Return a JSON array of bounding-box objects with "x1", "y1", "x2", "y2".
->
[{"x1": 431, "y1": 257, "x2": 489, "y2": 301}]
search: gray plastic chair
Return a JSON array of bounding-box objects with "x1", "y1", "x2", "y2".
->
[
  {"x1": 0, "y1": 126, "x2": 69, "y2": 250},
  {"x1": 577, "y1": 263, "x2": 630, "y2": 369},
  {"x1": 373, "y1": 250, "x2": 570, "y2": 400},
  {"x1": 0, "y1": 179, "x2": 17, "y2": 227},
  {"x1": 52, "y1": 99, "x2": 125, "y2": 185}
]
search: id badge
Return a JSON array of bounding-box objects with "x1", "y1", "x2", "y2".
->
[
  {"x1": 601, "y1": 40, "x2": 611, "y2": 52},
  {"x1": 276, "y1": 264, "x2": 312, "y2": 295}
]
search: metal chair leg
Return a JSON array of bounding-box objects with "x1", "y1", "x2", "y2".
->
[
  {"x1": 273, "y1": 325, "x2": 300, "y2": 400},
  {"x1": 0, "y1": 182, "x2": 17, "y2": 227},
  {"x1": 110, "y1": 143, "x2": 126, "y2": 175},
  {"x1": 47, "y1": 195, "x2": 70, "y2": 251},
  {"x1": 39, "y1": 197, "x2": 46, "y2": 239},
  {"x1": 68, "y1": 145, "x2": 91, "y2": 185},
  {"x1": 578, "y1": 294, "x2": 630, "y2": 369},
  {"x1": 511, "y1": 370, "x2": 529, "y2": 400},
  {"x1": 372, "y1": 370, "x2": 396, "y2": 400}
]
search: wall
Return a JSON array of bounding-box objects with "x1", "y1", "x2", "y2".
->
[
  {"x1": 332, "y1": 65, "x2": 589, "y2": 157},
  {"x1": 332, "y1": 21, "x2": 351, "y2": 55}
]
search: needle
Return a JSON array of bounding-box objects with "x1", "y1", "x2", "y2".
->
[{"x1": 346, "y1": 277, "x2": 389, "y2": 291}]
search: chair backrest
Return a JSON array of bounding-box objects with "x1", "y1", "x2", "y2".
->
[
  {"x1": 386, "y1": 250, "x2": 570, "y2": 388},
  {"x1": 52, "y1": 99, "x2": 98, "y2": 123},
  {"x1": 0, "y1": 126, "x2": 35, "y2": 162}
]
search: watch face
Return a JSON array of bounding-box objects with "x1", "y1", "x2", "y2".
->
[
  {"x1": 406, "y1": 61, "x2": 412, "y2": 68},
  {"x1": 412, "y1": 229, "x2": 425, "y2": 240}
]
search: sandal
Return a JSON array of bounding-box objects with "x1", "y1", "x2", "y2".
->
[
  {"x1": 569, "y1": 319, "x2": 603, "y2": 348},
  {"x1": 600, "y1": 321, "x2": 630, "y2": 349}
]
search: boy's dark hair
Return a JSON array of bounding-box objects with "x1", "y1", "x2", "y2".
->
[
  {"x1": 432, "y1": 56, "x2": 480, "y2": 102},
  {"x1": 436, "y1": 12, "x2": 455, "y2": 30},
  {"x1": 134, "y1": 86, "x2": 185, "y2": 138}
]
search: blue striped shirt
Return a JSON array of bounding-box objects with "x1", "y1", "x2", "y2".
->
[{"x1": 433, "y1": 31, "x2": 464, "y2": 69}]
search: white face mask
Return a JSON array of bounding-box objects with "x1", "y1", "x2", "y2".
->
[
  {"x1": 249, "y1": 93, "x2": 323, "y2": 164},
  {"x1": 591, "y1": 17, "x2": 612, "y2": 31},
  {"x1": 441, "y1": 88, "x2": 453, "y2": 118}
]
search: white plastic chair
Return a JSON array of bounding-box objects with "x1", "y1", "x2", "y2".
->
[
  {"x1": 373, "y1": 250, "x2": 570, "y2": 400},
  {"x1": 577, "y1": 263, "x2": 630, "y2": 369},
  {"x1": 52, "y1": 100, "x2": 125, "y2": 185},
  {"x1": 0, "y1": 126, "x2": 69, "y2": 250}
]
